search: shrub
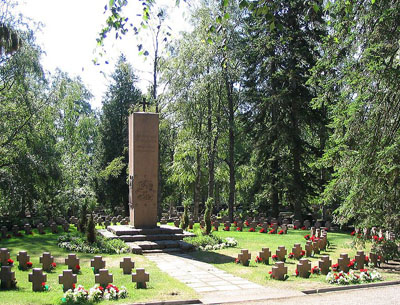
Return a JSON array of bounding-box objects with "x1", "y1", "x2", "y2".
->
[
  {"x1": 204, "y1": 197, "x2": 214, "y2": 235},
  {"x1": 86, "y1": 213, "x2": 96, "y2": 244},
  {"x1": 180, "y1": 199, "x2": 190, "y2": 230},
  {"x1": 183, "y1": 235, "x2": 237, "y2": 251},
  {"x1": 372, "y1": 240, "x2": 399, "y2": 262}
]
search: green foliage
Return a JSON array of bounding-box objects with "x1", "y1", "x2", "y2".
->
[
  {"x1": 204, "y1": 197, "x2": 214, "y2": 235},
  {"x1": 180, "y1": 199, "x2": 190, "y2": 230},
  {"x1": 86, "y1": 213, "x2": 96, "y2": 244},
  {"x1": 183, "y1": 233, "x2": 222, "y2": 248},
  {"x1": 372, "y1": 240, "x2": 399, "y2": 262},
  {"x1": 58, "y1": 232, "x2": 129, "y2": 254},
  {"x1": 78, "y1": 203, "x2": 88, "y2": 233}
]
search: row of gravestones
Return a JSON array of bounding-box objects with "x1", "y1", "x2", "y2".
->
[
  {"x1": 354, "y1": 228, "x2": 396, "y2": 241},
  {"x1": 0, "y1": 249, "x2": 149, "y2": 291},
  {"x1": 236, "y1": 248, "x2": 380, "y2": 280},
  {"x1": 0, "y1": 222, "x2": 70, "y2": 238}
]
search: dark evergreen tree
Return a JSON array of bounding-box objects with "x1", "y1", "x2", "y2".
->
[
  {"x1": 95, "y1": 54, "x2": 142, "y2": 214},
  {"x1": 242, "y1": 1, "x2": 327, "y2": 220}
]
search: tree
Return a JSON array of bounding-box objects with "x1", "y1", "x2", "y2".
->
[
  {"x1": 95, "y1": 54, "x2": 142, "y2": 214},
  {"x1": 310, "y1": 0, "x2": 400, "y2": 230},
  {"x1": 241, "y1": 0, "x2": 326, "y2": 220}
]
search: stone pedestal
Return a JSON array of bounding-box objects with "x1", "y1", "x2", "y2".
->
[{"x1": 129, "y1": 112, "x2": 159, "y2": 228}]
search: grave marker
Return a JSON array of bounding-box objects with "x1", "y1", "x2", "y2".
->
[
  {"x1": 0, "y1": 248, "x2": 10, "y2": 264},
  {"x1": 0, "y1": 266, "x2": 16, "y2": 289},
  {"x1": 297, "y1": 258, "x2": 311, "y2": 278},
  {"x1": 355, "y1": 251, "x2": 365, "y2": 270},
  {"x1": 28, "y1": 268, "x2": 47, "y2": 291},
  {"x1": 318, "y1": 255, "x2": 332, "y2": 275},
  {"x1": 237, "y1": 249, "x2": 251, "y2": 266},
  {"x1": 338, "y1": 253, "x2": 350, "y2": 273},
  {"x1": 37, "y1": 223, "x2": 45, "y2": 234},
  {"x1": 276, "y1": 246, "x2": 287, "y2": 262},
  {"x1": 91, "y1": 256, "x2": 106, "y2": 274},
  {"x1": 258, "y1": 248, "x2": 271, "y2": 264},
  {"x1": 50, "y1": 223, "x2": 58, "y2": 234},
  {"x1": 95, "y1": 269, "x2": 113, "y2": 287},
  {"x1": 271, "y1": 262, "x2": 287, "y2": 280},
  {"x1": 65, "y1": 254, "x2": 80, "y2": 273},
  {"x1": 40, "y1": 252, "x2": 54, "y2": 272},
  {"x1": 17, "y1": 251, "x2": 30, "y2": 271},
  {"x1": 12, "y1": 225, "x2": 19, "y2": 236},
  {"x1": 132, "y1": 268, "x2": 149, "y2": 288},
  {"x1": 292, "y1": 244, "x2": 303, "y2": 259},
  {"x1": 24, "y1": 224, "x2": 32, "y2": 235},
  {"x1": 1, "y1": 226, "x2": 7, "y2": 239},
  {"x1": 305, "y1": 241, "x2": 313, "y2": 257},
  {"x1": 59, "y1": 270, "x2": 77, "y2": 292},
  {"x1": 120, "y1": 257, "x2": 135, "y2": 274}
]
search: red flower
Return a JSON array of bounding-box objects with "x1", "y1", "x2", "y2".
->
[
  {"x1": 259, "y1": 228, "x2": 267, "y2": 233},
  {"x1": 235, "y1": 258, "x2": 239, "y2": 264},
  {"x1": 350, "y1": 231, "x2": 355, "y2": 236},
  {"x1": 224, "y1": 226, "x2": 230, "y2": 231},
  {"x1": 268, "y1": 271, "x2": 272, "y2": 274},
  {"x1": 288, "y1": 252, "x2": 294, "y2": 259},
  {"x1": 278, "y1": 230, "x2": 284, "y2": 235},
  {"x1": 245, "y1": 220, "x2": 249, "y2": 227},
  {"x1": 255, "y1": 256, "x2": 262, "y2": 263},
  {"x1": 41, "y1": 282, "x2": 46, "y2": 286},
  {"x1": 75, "y1": 264, "x2": 80, "y2": 270},
  {"x1": 360, "y1": 269, "x2": 368, "y2": 273},
  {"x1": 293, "y1": 226, "x2": 298, "y2": 230},
  {"x1": 7, "y1": 259, "x2": 13, "y2": 265},
  {"x1": 295, "y1": 269, "x2": 299, "y2": 276},
  {"x1": 99, "y1": 286, "x2": 104, "y2": 291},
  {"x1": 26, "y1": 261, "x2": 33, "y2": 268},
  {"x1": 233, "y1": 221, "x2": 237, "y2": 226},
  {"x1": 300, "y1": 250, "x2": 305, "y2": 257},
  {"x1": 268, "y1": 229, "x2": 276, "y2": 234},
  {"x1": 304, "y1": 234, "x2": 310, "y2": 240},
  {"x1": 301, "y1": 226, "x2": 306, "y2": 230},
  {"x1": 311, "y1": 266, "x2": 320, "y2": 274},
  {"x1": 272, "y1": 254, "x2": 278, "y2": 261},
  {"x1": 332, "y1": 263, "x2": 339, "y2": 271},
  {"x1": 236, "y1": 227, "x2": 242, "y2": 231},
  {"x1": 249, "y1": 227, "x2": 255, "y2": 232},
  {"x1": 72, "y1": 283, "x2": 76, "y2": 290},
  {"x1": 51, "y1": 262, "x2": 57, "y2": 268},
  {"x1": 365, "y1": 256, "x2": 369, "y2": 264}
]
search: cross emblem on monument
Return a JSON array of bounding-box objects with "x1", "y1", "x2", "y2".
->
[
  {"x1": 95, "y1": 269, "x2": 113, "y2": 287},
  {"x1": 142, "y1": 97, "x2": 151, "y2": 112},
  {"x1": 132, "y1": 268, "x2": 149, "y2": 288},
  {"x1": 59, "y1": 270, "x2": 77, "y2": 292}
]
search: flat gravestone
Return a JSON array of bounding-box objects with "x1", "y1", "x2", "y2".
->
[
  {"x1": 271, "y1": 262, "x2": 287, "y2": 280},
  {"x1": 65, "y1": 254, "x2": 80, "y2": 273},
  {"x1": 355, "y1": 250, "x2": 365, "y2": 270},
  {"x1": 128, "y1": 112, "x2": 159, "y2": 228},
  {"x1": 276, "y1": 246, "x2": 287, "y2": 262},
  {"x1": 40, "y1": 252, "x2": 54, "y2": 272},
  {"x1": 17, "y1": 251, "x2": 30, "y2": 271},
  {"x1": 37, "y1": 223, "x2": 45, "y2": 234},
  {"x1": 237, "y1": 249, "x2": 251, "y2": 266},
  {"x1": 297, "y1": 258, "x2": 311, "y2": 278},
  {"x1": 258, "y1": 248, "x2": 271, "y2": 264},
  {"x1": 29, "y1": 268, "x2": 46, "y2": 291},
  {"x1": 91, "y1": 256, "x2": 106, "y2": 274},
  {"x1": 338, "y1": 253, "x2": 350, "y2": 272},
  {"x1": 120, "y1": 257, "x2": 135, "y2": 274},
  {"x1": 0, "y1": 266, "x2": 16, "y2": 289},
  {"x1": 318, "y1": 255, "x2": 332, "y2": 275},
  {"x1": 59, "y1": 270, "x2": 77, "y2": 292},
  {"x1": 132, "y1": 268, "x2": 149, "y2": 288},
  {"x1": 292, "y1": 244, "x2": 302, "y2": 259},
  {"x1": 95, "y1": 269, "x2": 113, "y2": 287},
  {"x1": 0, "y1": 248, "x2": 10, "y2": 265}
]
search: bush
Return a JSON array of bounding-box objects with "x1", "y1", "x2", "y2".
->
[
  {"x1": 204, "y1": 197, "x2": 214, "y2": 235},
  {"x1": 58, "y1": 233, "x2": 129, "y2": 254},
  {"x1": 86, "y1": 213, "x2": 96, "y2": 244},
  {"x1": 184, "y1": 234, "x2": 237, "y2": 251},
  {"x1": 372, "y1": 240, "x2": 399, "y2": 262}
]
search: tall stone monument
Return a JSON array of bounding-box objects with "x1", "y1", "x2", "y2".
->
[{"x1": 128, "y1": 112, "x2": 159, "y2": 228}]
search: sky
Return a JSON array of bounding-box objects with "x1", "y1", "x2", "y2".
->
[{"x1": 15, "y1": 0, "x2": 191, "y2": 109}]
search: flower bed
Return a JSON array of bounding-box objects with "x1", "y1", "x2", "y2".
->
[
  {"x1": 326, "y1": 269, "x2": 382, "y2": 285},
  {"x1": 62, "y1": 284, "x2": 127, "y2": 303}
]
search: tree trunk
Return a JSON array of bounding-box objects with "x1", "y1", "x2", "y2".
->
[
  {"x1": 225, "y1": 76, "x2": 235, "y2": 222},
  {"x1": 194, "y1": 148, "x2": 201, "y2": 220}
]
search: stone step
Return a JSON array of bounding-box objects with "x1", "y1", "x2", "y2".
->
[
  {"x1": 117, "y1": 233, "x2": 194, "y2": 242},
  {"x1": 107, "y1": 225, "x2": 184, "y2": 236},
  {"x1": 142, "y1": 248, "x2": 182, "y2": 254}
]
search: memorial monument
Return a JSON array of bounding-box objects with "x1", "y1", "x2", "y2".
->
[
  {"x1": 128, "y1": 112, "x2": 159, "y2": 228},
  {"x1": 98, "y1": 111, "x2": 195, "y2": 254}
]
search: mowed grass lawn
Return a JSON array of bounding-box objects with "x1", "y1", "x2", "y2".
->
[
  {"x1": 0, "y1": 226, "x2": 197, "y2": 305},
  {"x1": 188, "y1": 224, "x2": 400, "y2": 291}
]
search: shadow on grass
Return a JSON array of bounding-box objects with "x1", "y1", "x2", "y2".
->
[{"x1": 175, "y1": 250, "x2": 236, "y2": 265}]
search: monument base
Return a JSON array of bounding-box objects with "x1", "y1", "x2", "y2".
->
[{"x1": 97, "y1": 224, "x2": 195, "y2": 254}]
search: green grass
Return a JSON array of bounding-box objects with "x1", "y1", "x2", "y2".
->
[
  {"x1": 187, "y1": 224, "x2": 400, "y2": 291},
  {"x1": 0, "y1": 226, "x2": 197, "y2": 305}
]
